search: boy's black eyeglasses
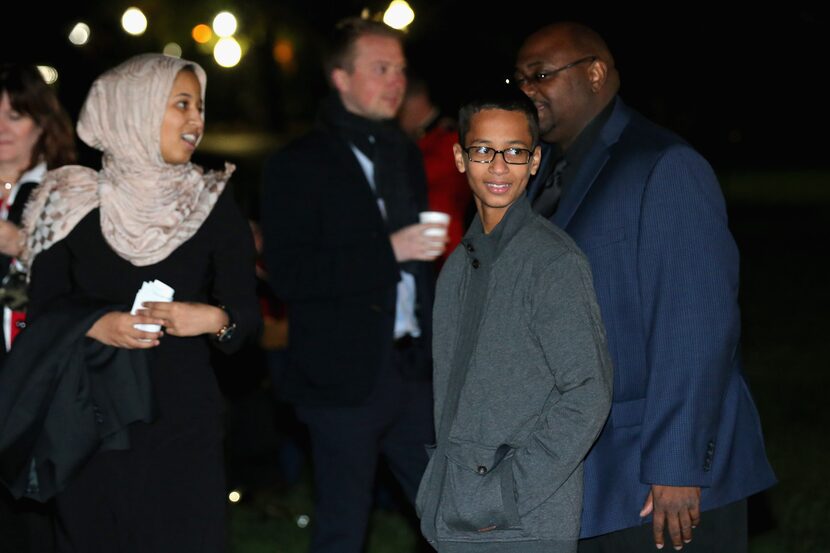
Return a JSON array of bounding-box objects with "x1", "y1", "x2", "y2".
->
[{"x1": 463, "y1": 146, "x2": 533, "y2": 165}]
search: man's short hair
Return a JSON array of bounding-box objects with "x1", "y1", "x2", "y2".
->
[
  {"x1": 323, "y1": 17, "x2": 405, "y2": 85},
  {"x1": 458, "y1": 86, "x2": 540, "y2": 148}
]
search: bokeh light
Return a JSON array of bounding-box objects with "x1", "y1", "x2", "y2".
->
[
  {"x1": 382, "y1": 0, "x2": 415, "y2": 30},
  {"x1": 163, "y1": 43, "x2": 182, "y2": 58},
  {"x1": 273, "y1": 40, "x2": 293, "y2": 64},
  {"x1": 37, "y1": 66, "x2": 59, "y2": 85},
  {"x1": 121, "y1": 7, "x2": 148, "y2": 36},
  {"x1": 212, "y1": 12, "x2": 238, "y2": 38},
  {"x1": 214, "y1": 37, "x2": 242, "y2": 68},
  {"x1": 192, "y1": 24, "x2": 213, "y2": 44},
  {"x1": 68, "y1": 22, "x2": 91, "y2": 46}
]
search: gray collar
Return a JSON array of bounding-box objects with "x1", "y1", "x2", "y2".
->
[{"x1": 461, "y1": 197, "x2": 534, "y2": 266}]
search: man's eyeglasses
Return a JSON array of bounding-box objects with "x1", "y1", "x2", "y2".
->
[
  {"x1": 512, "y1": 55, "x2": 598, "y2": 87},
  {"x1": 463, "y1": 146, "x2": 533, "y2": 165}
]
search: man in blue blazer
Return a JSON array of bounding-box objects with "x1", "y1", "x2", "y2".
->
[{"x1": 514, "y1": 22, "x2": 776, "y2": 552}]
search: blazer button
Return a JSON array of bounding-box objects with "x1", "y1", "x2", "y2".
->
[
  {"x1": 466, "y1": 243, "x2": 475, "y2": 253},
  {"x1": 471, "y1": 259, "x2": 480, "y2": 269},
  {"x1": 476, "y1": 465, "x2": 487, "y2": 475}
]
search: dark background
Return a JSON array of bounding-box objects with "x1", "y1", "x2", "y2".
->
[{"x1": 8, "y1": 3, "x2": 830, "y2": 172}]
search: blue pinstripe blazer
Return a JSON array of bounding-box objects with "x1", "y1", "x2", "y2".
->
[{"x1": 528, "y1": 98, "x2": 776, "y2": 538}]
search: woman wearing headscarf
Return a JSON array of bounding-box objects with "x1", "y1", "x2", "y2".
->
[{"x1": 11, "y1": 53, "x2": 260, "y2": 552}]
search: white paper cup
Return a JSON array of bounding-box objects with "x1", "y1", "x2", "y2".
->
[{"x1": 419, "y1": 211, "x2": 450, "y2": 237}]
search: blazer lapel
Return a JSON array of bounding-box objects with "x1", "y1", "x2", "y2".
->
[
  {"x1": 552, "y1": 98, "x2": 632, "y2": 230},
  {"x1": 552, "y1": 147, "x2": 610, "y2": 229}
]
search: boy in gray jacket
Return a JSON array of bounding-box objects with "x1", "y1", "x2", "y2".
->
[{"x1": 415, "y1": 89, "x2": 613, "y2": 553}]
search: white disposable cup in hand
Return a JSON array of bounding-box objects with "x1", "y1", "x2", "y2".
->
[
  {"x1": 419, "y1": 211, "x2": 450, "y2": 237},
  {"x1": 419, "y1": 211, "x2": 450, "y2": 257}
]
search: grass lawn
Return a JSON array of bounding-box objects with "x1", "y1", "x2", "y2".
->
[{"x1": 228, "y1": 170, "x2": 830, "y2": 552}]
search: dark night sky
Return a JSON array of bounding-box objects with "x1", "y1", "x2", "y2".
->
[{"x1": 8, "y1": 3, "x2": 829, "y2": 171}]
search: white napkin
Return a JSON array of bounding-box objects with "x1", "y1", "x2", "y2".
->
[{"x1": 131, "y1": 280, "x2": 174, "y2": 332}]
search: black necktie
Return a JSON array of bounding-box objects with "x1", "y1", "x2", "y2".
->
[{"x1": 531, "y1": 157, "x2": 567, "y2": 218}]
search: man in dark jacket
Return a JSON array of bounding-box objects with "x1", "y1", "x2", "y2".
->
[{"x1": 262, "y1": 17, "x2": 445, "y2": 553}]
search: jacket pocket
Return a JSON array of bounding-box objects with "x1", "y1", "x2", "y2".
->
[{"x1": 439, "y1": 440, "x2": 521, "y2": 532}]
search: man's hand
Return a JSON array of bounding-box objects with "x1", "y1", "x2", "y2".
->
[
  {"x1": 390, "y1": 223, "x2": 448, "y2": 262},
  {"x1": 640, "y1": 484, "x2": 701, "y2": 550}
]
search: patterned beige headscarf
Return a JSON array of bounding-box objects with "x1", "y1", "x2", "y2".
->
[{"x1": 21, "y1": 53, "x2": 233, "y2": 270}]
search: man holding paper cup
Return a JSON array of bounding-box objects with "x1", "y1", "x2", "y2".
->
[{"x1": 262, "y1": 17, "x2": 444, "y2": 553}]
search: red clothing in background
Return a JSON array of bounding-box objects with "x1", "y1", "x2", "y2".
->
[{"x1": 416, "y1": 123, "x2": 472, "y2": 267}]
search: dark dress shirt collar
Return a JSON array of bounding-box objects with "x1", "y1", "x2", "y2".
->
[{"x1": 557, "y1": 96, "x2": 617, "y2": 183}]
